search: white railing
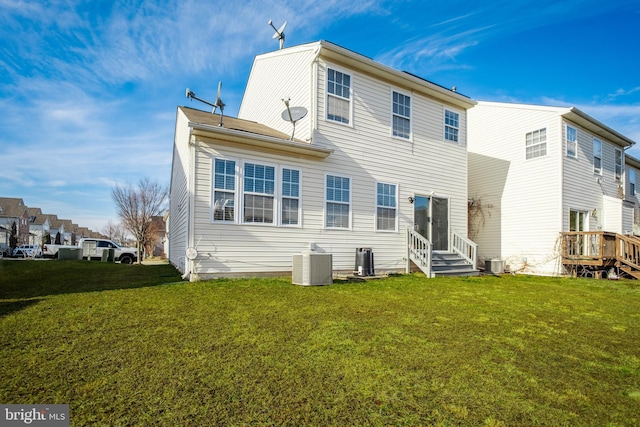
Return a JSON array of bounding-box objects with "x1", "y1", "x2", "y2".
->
[
  {"x1": 451, "y1": 230, "x2": 478, "y2": 270},
  {"x1": 406, "y1": 227, "x2": 432, "y2": 277}
]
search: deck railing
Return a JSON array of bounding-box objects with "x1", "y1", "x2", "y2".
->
[
  {"x1": 451, "y1": 230, "x2": 477, "y2": 270},
  {"x1": 406, "y1": 227, "x2": 432, "y2": 277},
  {"x1": 617, "y1": 234, "x2": 640, "y2": 271},
  {"x1": 561, "y1": 231, "x2": 618, "y2": 265}
]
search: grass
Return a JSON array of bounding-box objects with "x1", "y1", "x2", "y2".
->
[{"x1": 1, "y1": 260, "x2": 639, "y2": 426}]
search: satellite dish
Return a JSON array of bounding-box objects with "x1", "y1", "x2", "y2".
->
[
  {"x1": 268, "y1": 19, "x2": 287, "y2": 49},
  {"x1": 281, "y1": 98, "x2": 308, "y2": 141},
  {"x1": 184, "y1": 81, "x2": 225, "y2": 127}
]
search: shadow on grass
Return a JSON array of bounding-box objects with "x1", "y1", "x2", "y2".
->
[
  {"x1": 0, "y1": 260, "x2": 185, "y2": 301},
  {"x1": 0, "y1": 299, "x2": 43, "y2": 317}
]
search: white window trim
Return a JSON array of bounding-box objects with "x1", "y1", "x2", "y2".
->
[
  {"x1": 566, "y1": 124, "x2": 578, "y2": 158},
  {"x1": 241, "y1": 160, "x2": 279, "y2": 226},
  {"x1": 443, "y1": 107, "x2": 462, "y2": 144},
  {"x1": 390, "y1": 89, "x2": 412, "y2": 141},
  {"x1": 375, "y1": 181, "x2": 398, "y2": 232},
  {"x1": 593, "y1": 138, "x2": 603, "y2": 175},
  {"x1": 280, "y1": 167, "x2": 302, "y2": 227},
  {"x1": 324, "y1": 173, "x2": 352, "y2": 230},
  {"x1": 615, "y1": 148, "x2": 623, "y2": 181},
  {"x1": 630, "y1": 168, "x2": 636, "y2": 196},
  {"x1": 211, "y1": 156, "x2": 238, "y2": 223},
  {"x1": 525, "y1": 127, "x2": 547, "y2": 160},
  {"x1": 325, "y1": 65, "x2": 353, "y2": 127}
]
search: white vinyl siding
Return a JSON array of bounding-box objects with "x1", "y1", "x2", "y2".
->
[
  {"x1": 630, "y1": 168, "x2": 636, "y2": 196},
  {"x1": 327, "y1": 68, "x2": 351, "y2": 124},
  {"x1": 281, "y1": 168, "x2": 301, "y2": 226},
  {"x1": 444, "y1": 109, "x2": 460, "y2": 143},
  {"x1": 566, "y1": 125, "x2": 577, "y2": 158},
  {"x1": 593, "y1": 138, "x2": 602, "y2": 175},
  {"x1": 392, "y1": 91, "x2": 411, "y2": 139},
  {"x1": 525, "y1": 128, "x2": 547, "y2": 159},
  {"x1": 325, "y1": 175, "x2": 350, "y2": 229},
  {"x1": 376, "y1": 182, "x2": 397, "y2": 231},
  {"x1": 213, "y1": 158, "x2": 236, "y2": 222}
]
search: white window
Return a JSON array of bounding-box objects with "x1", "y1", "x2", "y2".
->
[
  {"x1": 444, "y1": 109, "x2": 460, "y2": 143},
  {"x1": 566, "y1": 125, "x2": 577, "y2": 158},
  {"x1": 630, "y1": 169, "x2": 636, "y2": 196},
  {"x1": 325, "y1": 175, "x2": 350, "y2": 229},
  {"x1": 327, "y1": 68, "x2": 351, "y2": 124},
  {"x1": 243, "y1": 163, "x2": 275, "y2": 224},
  {"x1": 525, "y1": 128, "x2": 547, "y2": 159},
  {"x1": 376, "y1": 182, "x2": 397, "y2": 231},
  {"x1": 213, "y1": 158, "x2": 236, "y2": 222},
  {"x1": 392, "y1": 91, "x2": 411, "y2": 139},
  {"x1": 593, "y1": 138, "x2": 602, "y2": 174},
  {"x1": 281, "y1": 168, "x2": 300, "y2": 226},
  {"x1": 615, "y1": 149, "x2": 623, "y2": 180}
]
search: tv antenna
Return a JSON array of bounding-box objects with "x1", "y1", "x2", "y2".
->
[
  {"x1": 268, "y1": 19, "x2": 287, "y2": 49},
  {"x1": 185, "y1": 81, "x2": 226, "y2": 126},
  {"x1": 281, "y1": 98, "x2": 307, "y2": 141}
]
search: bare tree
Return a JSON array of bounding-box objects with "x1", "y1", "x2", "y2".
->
[
  {"x1": 111, "y1": 178, "x2": 168, "y2": 264},
  {"x1": 101, "y1": 220, "x2": 129, "y2": 244}
]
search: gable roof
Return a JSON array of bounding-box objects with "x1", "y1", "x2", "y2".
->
[
  {"x1": 180, "y1": 107, "x2": 333, "y2": 159},
  {"x1": 0, "y1": 197, "x2": 28, "y2": 218}
]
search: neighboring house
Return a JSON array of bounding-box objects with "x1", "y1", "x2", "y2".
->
[
  {"x1": 27, "y1": 207, "x2": 51, "y2": 245},
  {"x1": 147, "y1": 215, "x2": 166, "y2": 258},
  {"x1": 0, "y1": 197, "x2": 30, "y2": 249},
  {"x1": 47, "y1": 215, "x2": 66, "y2": 244},
  {"x1": 625, "y1": 155, "x2": 640, "y2": 235},
  {"x1": 59, "y1": 220, "x2": 77, "y2": 245},
  {"x1": 468, "y1": 101, "x2": 636, "y2": 275},
  {"x1": 169, "y1": 41, "x2": 477, "y2": 280}
]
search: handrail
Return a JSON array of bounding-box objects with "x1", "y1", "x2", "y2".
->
[
  {"x1": 451, "y1": 230, "x2": 478, "y2": 270},
  {"x1": 617, "y1": 234, "x2": 640, "y2": 271},
  {"x1": 406, "y1": 227, "x2": 432, "y2": 278}
]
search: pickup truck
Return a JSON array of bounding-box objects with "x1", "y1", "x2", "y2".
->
[{"x1": 43, "y1": 238, "x2": 138, "y2": 264}]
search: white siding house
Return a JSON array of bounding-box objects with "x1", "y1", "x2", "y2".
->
[
  {"x1": 625, "y1": 155, "x2": 640, "y2": 235},
  {"x1": 468, "y1": 101, "x2": 636, "y2": 275},
  {"x1": 169, "y1": 41, "x2": 476, "y2": 280}
]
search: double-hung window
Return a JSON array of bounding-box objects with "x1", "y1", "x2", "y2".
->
[
  {"x1": 615, "y1": 148, "x2": 623, "y2": 180},
  {"x1": 376, "y1": 183, "x2": 397, "y2": 231},
  {"x1": 566, "y1": 125, "x2": 577, "y2": 158},
  {"x1": 525, "y1": 128, "x2": 547, "y2": 159},
  {"x1": 593, "y1": 138, "x2": 602, "y2": 174},
  {"x1": 243, "y1": 163, "x2": 275, "y2": 224},
  {"x1": 444, "y1": 109, "x2": 460, "y2": 143},
  {"x1": 630, "y1": 169, "x2": 636, "y2": 196},
  {"x1": 392, "y1": 91, "x2": 411, "y2": 139},
  {"x1": 326, "y1": 175, "x2": 350, "y2": 229},
  {"x1": 281, "y1": 168, "x2": 300, "y2": 226},
  {"x1": 327, "y1": 68, "x2": 351, "y2": 124},
  {"x1": 213, "y1": 158, "x2": 236, "y2": 222}
]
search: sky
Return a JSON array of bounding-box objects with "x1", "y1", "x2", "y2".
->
[{"x1": 1, "y1": 0, "x2": 639, "y2": 232}]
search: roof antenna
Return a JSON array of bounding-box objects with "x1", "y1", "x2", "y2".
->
[
  {"x1": 185, "y1": 81, "x2": 226, "y2": 126},
  {"x1": 268, "y1": 19, "x2": 287, "y2": 49},
  {"x1": 281, "y1": 98, "x2": 307, "y2": 141}
]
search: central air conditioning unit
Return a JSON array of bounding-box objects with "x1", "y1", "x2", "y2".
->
[{"x1": 292, "y1": 250, "x2": 333, "y2": 286}]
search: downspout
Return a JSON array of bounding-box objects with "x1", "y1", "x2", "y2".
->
[
  {"x1": 182, "y1": 127, "x2": 196, "y2": 281},
  {"x1": 309, "y1": 45, "x2": 322, "y2": 143}
]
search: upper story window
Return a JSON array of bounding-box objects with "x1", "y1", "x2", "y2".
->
[
  {"x1": 213, "y1": 158, "x2": 236, "y2": 222},
  {"x1": 325, "y1": 175, "x2": 350, "y2": 229},
  {"x1": 525, "y1": 128, "x2": 547, "y2": 160},
  {"x1": 630, "y1": 169, "x2": 636, "y2": 196},
  {"x1": 243, "y1": 163, "x2": 275, "y2": 224},
  {"x1": 327, "y1": 68, "x2": 351, "y2": 124},
  {"x1": 281, "y1": 168, "x2": 300, "y2": 226},
  {"x1": 566, "y1": 125, "x2": 577, "y2": 158},
  {"x1": 376, "y1": 182, "x2": 397, "y2": 231},
  {"x1": 615, "y1": 148, "x2": 623, "y2": 180},
  {"x1": 593, "y1": 138, "x2": 602, "y2": 175},
  {"x1": 392, "y1": 91, "x2": 411, "y2": 139},
  {"x1": 444, "y1": 109, "x2": 460, "y2": 143}
]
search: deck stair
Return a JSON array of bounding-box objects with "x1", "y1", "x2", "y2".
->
[{"x1": 432, "y1": 251, "x2": 479, "y2": 277}]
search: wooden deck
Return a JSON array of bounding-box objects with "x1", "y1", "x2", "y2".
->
[{"x1": 561, "y1": 231, "x2": 640, "y2": 279}]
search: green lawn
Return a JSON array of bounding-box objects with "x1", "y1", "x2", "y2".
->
[{"x1": 1, "y1": 260, "x2": 639, "y2": 426}]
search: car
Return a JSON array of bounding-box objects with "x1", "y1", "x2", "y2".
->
[{"x1": 12, "y1": 244, "x2": 43, "y2": 258}]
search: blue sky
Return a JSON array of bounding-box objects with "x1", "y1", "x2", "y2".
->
[{"x1": 1, "y1": 0, "x2": 639, "y2": 231}]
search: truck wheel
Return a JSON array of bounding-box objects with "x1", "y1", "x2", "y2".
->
[{"x1": 120, "y1": 255, "x2": 134, "y2": 264}]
